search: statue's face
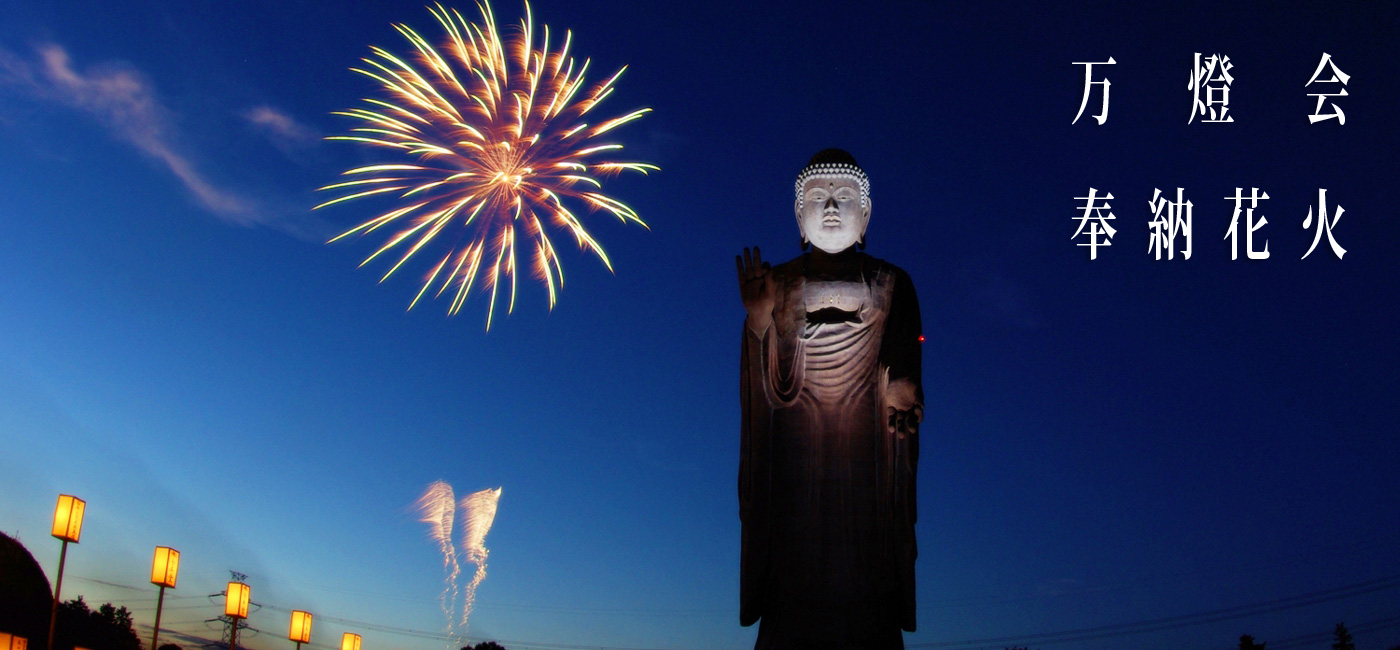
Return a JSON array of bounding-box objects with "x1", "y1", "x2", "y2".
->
[{"x1": 796, "y1": 175, "x2": 870, "y2": 254}]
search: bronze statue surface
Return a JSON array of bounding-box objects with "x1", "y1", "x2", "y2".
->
[{"x1": 738, "y1": 150, "x2": 923, "y2": 649}]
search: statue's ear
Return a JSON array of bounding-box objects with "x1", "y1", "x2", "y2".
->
[
  {"x1": 858, "y1": 197, "x2": 872, "y2": 243},
  {"x1": 795, "y1": 197, "x2": 807, "y2": 244}
]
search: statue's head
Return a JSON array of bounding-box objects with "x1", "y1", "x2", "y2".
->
[{"x1": 794, "y1": 149, "x2": 871, "y2": 254}]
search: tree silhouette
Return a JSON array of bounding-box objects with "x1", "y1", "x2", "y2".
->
[
  {"x1": 1240, "y1": 634, "x2": 1267, "y2": 650},
  {"x1": 469, "y1": 642, "x2": 508, "y2": 650},
  {"x1": 52, "y1": 596, "x2": 141, "y2": 650},
  {"x1": 1332, "y1": 623, "x2": 1355, "y2": 650},
  {"x1": 0, "y1": 532, "x2": 53, "y2": 648}
]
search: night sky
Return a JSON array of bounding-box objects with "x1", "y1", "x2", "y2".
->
[{"x1": 1, "y1": 1, "x2": 1396, "y2": 649}]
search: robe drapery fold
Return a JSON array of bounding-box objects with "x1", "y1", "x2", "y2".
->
[{"x1": 740, "y1": 250, "x2": 922, "y2": 649}]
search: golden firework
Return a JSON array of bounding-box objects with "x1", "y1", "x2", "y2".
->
[{"x1": 318, "y1": 1, "x2": 656, "y2": 329}]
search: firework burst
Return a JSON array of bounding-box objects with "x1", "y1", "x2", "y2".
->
[
  {"x1": 413, "y1": 482, "x2": 502, "y2": 641},
  {"x1": 415, "y1": 480, "x2": 461, "y2": 639},
  {"x1": 458, "y1": 486, "x2": 502, "y2": 630},
  {"x1": 318, "y1": 1, "x2": 656, "y2": 329}
]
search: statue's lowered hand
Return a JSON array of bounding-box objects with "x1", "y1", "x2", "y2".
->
[{"x1": 885, "y1": 378, "x2": 923, "y2": 437}]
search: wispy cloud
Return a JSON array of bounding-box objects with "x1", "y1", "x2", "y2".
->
[
  {"x1": 0, "y1": 43, "x2": 263, "y2": 225},
  {"x1": 245, "y1": 104, "x2": 318, "y2": 150}
]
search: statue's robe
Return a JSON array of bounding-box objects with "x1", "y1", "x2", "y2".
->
[{"x1": 740, "y1": 248, "x2": 922, "y2": 650}]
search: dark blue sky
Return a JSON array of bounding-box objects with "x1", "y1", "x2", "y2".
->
[{"x1": 0, "y1": 1, "x2": 1396, "y2": 649}]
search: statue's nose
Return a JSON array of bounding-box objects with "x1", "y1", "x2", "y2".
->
[{"x1": 824, "y1": 196, "x2": 839, "y2": 211}]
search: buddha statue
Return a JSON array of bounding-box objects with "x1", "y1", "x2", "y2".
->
[{"x1": 737, "y1": 149, "x2": 923, "y2": 649}]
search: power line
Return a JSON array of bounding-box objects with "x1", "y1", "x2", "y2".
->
[
  {"x1": 1242, "y1": 615, "x2": 1400, "y2": 650},
  {"x1": 66, "y1": 571, "x2": 1400, "y2": 650},
  {"x1": 74, "y1": 533, "x2": 1400, "y2": 619},
  {"x1": 916, "y1": 534, "x2": 1400, "y2": 611},
  {"x1": 255, "y1": 602, "x2": 455, "y2": 643},
  {"x1": 907, "y1": 573, "x2": 1400, "y2": 648}
]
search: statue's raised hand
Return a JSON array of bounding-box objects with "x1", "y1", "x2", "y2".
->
[{"x1": 737, "y1": 246, "x2": 775, "y2": 334}]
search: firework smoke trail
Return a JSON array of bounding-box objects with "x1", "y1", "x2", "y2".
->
[
  {"x1": 317, "y1": 1, "x2": 657, "y2": 330},
  {"x1": 458, "y1": 486, "x2": 502, "y2": 631},
  {"x1": 415, "y1": 481, "x2": 462, "y2": 639}
]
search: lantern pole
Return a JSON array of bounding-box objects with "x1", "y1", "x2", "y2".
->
[
  {"x1": 228, "y1": 602, "x2": 241, "y2": 650},
  {"x1": 47, "y1": 495, "x2": 84, "y2": 650},
  {"x1": 151, "y1": 584, "x2": 167, "y2": 650},
  {"x1": 225, "y1": 581, "x2": 250, "y2": 650},
  {"x1": 149, "y1": 547, "x2": 179, "y2": 650},
  {"x1": 45, "y1": 538, "x2": 68, "y2": 650}
]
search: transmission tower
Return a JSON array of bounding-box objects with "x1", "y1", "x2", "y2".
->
[{"x1": 204, "y1": 571, "x2": 259, "y2": 650}]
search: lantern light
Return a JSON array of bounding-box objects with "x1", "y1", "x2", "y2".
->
[
  {"x1": 51, "y1": 495, "x2": 85, "y2": 543},
  {"x1": 1, "y1": 633, "x2": 29, "y2": 650},
  {"x1": 224, "y1": 581, "x2": 251, "y2": 650},
  {"x1": 47, "y1": 494, "x2": 85, "y2": 650},
  {"x1": 289, "y1": 611, "x2": 313, "y2": 644},
  {"x1": 225, "y1": 582, "x2": 251, "y2": 619},
  {"x1": 341, "y1": 632, "x2": 362, "y2": 650},
  {"x1": 150, "y1": 547, "x2": 179, "y2": 588},
  {"x1": 149, "y1": 546, "x2": 179, "y2": 650}
]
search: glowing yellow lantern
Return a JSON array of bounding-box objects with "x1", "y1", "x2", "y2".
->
[
  {"x1": 224, "y1": 581, "x2": 252, "y2": 650},
  {"x1": 51, "y1": 495, "x2": 85, "y2": 543},
  {"x1": 47, "y1": 494, "x2": 86, "y2": 650},
  {"x1": 341, "y1": 632, "x2": 362, "y2": 650},
  {"x1": 149, "y1": 546, "x2": 179, "y2": 650},
  {"x1": 150, "y1": 546, "x2": 179, "y2": 588},
  {"x1": 225, "y1": 582, "x2": 251, "y2": 618},
  {"x1": 1, "y1": 633, "x2": 29, "y2": 650},
  {"x1": 289, "y1": 611, "x2": 313, "y2": 646}
]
